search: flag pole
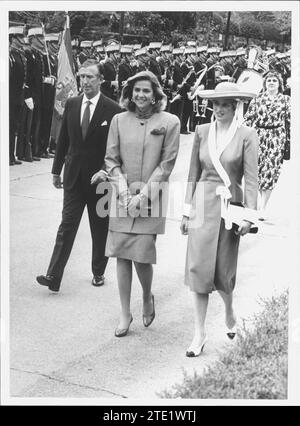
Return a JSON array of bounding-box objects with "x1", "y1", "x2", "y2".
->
[{"x1": 41, "y1": 21, "x2": 52, "y2": 80}]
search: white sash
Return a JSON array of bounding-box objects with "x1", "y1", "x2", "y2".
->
[{"x1": 208, "y1": 118, "x2": 239, "y2": 230}]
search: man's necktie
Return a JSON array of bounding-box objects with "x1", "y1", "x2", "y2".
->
[{"x1": 81, "y1": 100, "x2": 91, "y2": 141}]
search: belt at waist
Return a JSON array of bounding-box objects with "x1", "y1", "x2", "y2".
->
[{"x1": 256, "y1": 125, "x2": 282, "y2": 129}]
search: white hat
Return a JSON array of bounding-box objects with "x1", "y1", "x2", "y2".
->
[
  {"x1": 134, "y1": 44, "x2": 142, "y2": 50},
  {"x1": 265, "y1": 49, "x2": 276, "y2": 56},
  {"x1": 93, "y1": 40, "x2": 103, "y2": 47},
  {"x1": 219, "y1": 50, "x2": 236, "y2": 58},
  {"x1": 9, "y1": 26, "x2": 24, "y2": 35},
  {"x1": 236, "y1": 48, "x2": 246, "y2": 56},
  {"x1": 80, "y1": 40, "x2": 93, "y2": 48},
  {"x1": 135, "y1": 47, "x2": 147, "y2": 57},
  {"x1": 148, "y1": 42, "x2": 162, "y2": 49},
  {"x1": 185, "y1": 47, "x2": 196, "y2": 54},
  {"x1": 207, "y1": 47, "x2": 220, "y2": 54},
  {"x1": 276, "y1": 52, "x2": 286, "y2": 59},
  {"x1": 28, "y1": 27, "x2": 43, "y2": 37},
  {"x1": 45, "y1": 33, "x2": 60, "y2": 42},
  {"x1": 105, "y1": 43, "x2": 120, "y2": 53},
  {"x1": 172, "y1": 47, "x2": 185, "y2": 55},
  {"x1": 120, "y1": 46, "x2": 133, "y2": 54},
  {"x1": 197, "y1": 82, "x2": 256, "y2": 101},
  {"x1": 187, "y1": 41, "x2": 196, "y2": 47},
  {"x1": 160, "y1": 45, "x2": 172, "y2": 52},
  {"x1": 197, "y1": 45, "x2": 208, "y2": 53}
]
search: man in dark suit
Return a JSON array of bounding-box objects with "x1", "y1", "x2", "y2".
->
[{"x1": 36, "y1": 59, "x2": 122, "y2": 292}]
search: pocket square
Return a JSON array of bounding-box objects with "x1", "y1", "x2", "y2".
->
[
  {"x1": 101, "y1": 120, "x2": 108, "y2": 126},
  {"x1": 150, "y1": 127, "x2": 166, "y2": 135}
]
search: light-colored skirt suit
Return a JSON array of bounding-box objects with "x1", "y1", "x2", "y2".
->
[
  {"x1": 104, "y1": 110, "x2": 180, "y2": 264},
  {"x1": 184, "y1": 123, "x2": 258, "y2": 294}
]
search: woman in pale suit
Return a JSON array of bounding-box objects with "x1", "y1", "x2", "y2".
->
[
  {"x1": 180, "y1": 82, "x2": 259, "y2": 356},
  {"x1": 104, "y1": 71, "x2": 180, "y2": 337}
]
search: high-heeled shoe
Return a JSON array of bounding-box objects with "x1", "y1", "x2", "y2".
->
[
  {"x1": 143, "y1": 294, "x2": 155, "y2": 327},
  {"x1": 186, "y1": 336, "x2": 207, "y2": 357},
  {"x1": 226, "y1": 324, "x2": 237, "y2": 340},
  {"x1": 115, "y1": 315, "x2": 133, "y2": 338}
]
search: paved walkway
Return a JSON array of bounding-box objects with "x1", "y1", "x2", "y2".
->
[{"x1": 6, "y1": 132, "x2": 298, "y2": 402}]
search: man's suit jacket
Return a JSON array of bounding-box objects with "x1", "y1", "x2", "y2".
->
[{"x1": 52, "y1": 93, "x2": 122, "y2": 191}]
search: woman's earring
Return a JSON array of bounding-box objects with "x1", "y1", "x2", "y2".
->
[{"x1": 151, "y1": 99, "x2": 155, "y2": 104}]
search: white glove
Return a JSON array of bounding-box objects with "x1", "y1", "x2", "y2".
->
[
  {"x1": 24, "y1": 97, "x2": 34, "y2": 110},
  {"x1": 43, "y1": 76, "x2": 56, "y2": 86}
]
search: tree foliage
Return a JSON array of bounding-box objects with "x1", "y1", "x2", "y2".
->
[
  {"x1": 8, "y1": 10, "x2": 291, "y2": 46},
  {"x1": 239, "y1": 18, "x2": 264, "y2": 42}
]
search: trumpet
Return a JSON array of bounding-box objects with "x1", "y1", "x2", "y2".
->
[
  {"x1": 193, "y1": 96, "x2": 214, "y2": 119},
  {"x1": 192, "y1": 96, "x2": 200, "y2": 117}
]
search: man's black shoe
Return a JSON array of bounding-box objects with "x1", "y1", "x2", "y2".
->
[
  {"x1": 14, "y1": 159, "x2": 22, "y2": 165},
  {"x1": 36, "y1": 275, "x2": 60, "y2": 292},
  {"x1": 180, "y1": 130, "x2": 191, "y2": 135},
  {"x1": 92, "y1": 274, "x2": 105, "y2": 287},
  {"x1": 32, "y1": 156, "x2": 41, "y2": 161}
]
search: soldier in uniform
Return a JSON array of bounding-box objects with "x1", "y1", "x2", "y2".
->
[
  {"x1": 168, "y1": 47, "x2": 185, "y2": 125},
  {"x1": 15, "y1": 35, "x2": 35, "y2": 163},
  {"x1": 133, "y1": 47, "x2": 149, "y2": 73},
  {"x1": 232, "y1": 48, "x2": 247, "y2": 82},
  {"x1": 147, "y1": 42, "x2": 162, "y2": 83},
  {"x1": 9, "y1": 26, "x2": 33, "y2": 165},
  {"x1": 218, "y1": 50, "x2": 236, "y2": 79},
  {"x1": 45, "y1": 33, "x2": 60, "y2": 156},
  {"x1": 27, "y1": 27, "x2": 50, "y2": 159},
  {"x1": 159, "y1": 44, "x2": 174, "y2": 110},
  {"x1": 93, "y1": 40, "x2": 106, "y2": 63},
  {"x1": 180, "y1": 46, "x2": 197, "y2": 134},
  {"x1": 101, "y1": 43, "x2": 120, "y2": 100},
  {"x1": 77, "y1": 40, "x2": 93, "y2": 64},
  {"x1": 118, "y1": 45, "x2": 134, "y2": 97}
]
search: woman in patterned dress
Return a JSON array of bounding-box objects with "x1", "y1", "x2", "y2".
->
[{"x1": 244, "y1": 71, "x2": 290, "y2": 220}]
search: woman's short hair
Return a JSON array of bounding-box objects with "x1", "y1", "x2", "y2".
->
[
  {"x1": 119, "y1": 70, "x2": 167, "y2": 112},
  {"x1": 263, "y1": 70, "x2": 284, "y2": 93}
]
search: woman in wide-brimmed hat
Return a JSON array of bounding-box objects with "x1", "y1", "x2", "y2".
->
[{"x1": 180, "y1": 82, "x2": 259, "y2": 357}]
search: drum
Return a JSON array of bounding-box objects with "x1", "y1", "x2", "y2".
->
[{"x1": 237, "y1": 68, "x2": 263, "y2": 97}]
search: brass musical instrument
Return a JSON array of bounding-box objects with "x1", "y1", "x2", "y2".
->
[
  {"x1": 169, "y1": 64, "x2": 195, "y2": 103},
  {"x1": 188, "y1": 63, "x2": 222, "y2": 100}
]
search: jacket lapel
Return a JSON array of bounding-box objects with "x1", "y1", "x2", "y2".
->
[
  {"x1": 85, "y1": 94, "x2": 105, "y2": 140},
  {"x1": 75, "y1": 94, "x2": 84, "y2": 143}
]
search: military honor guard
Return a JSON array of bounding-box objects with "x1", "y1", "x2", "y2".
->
[{"x1": 9, "y1": 26, "x2": 33, "y2": 165}]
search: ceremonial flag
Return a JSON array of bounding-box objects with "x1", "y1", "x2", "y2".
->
[{"x1": 54, "y1": 13, "x2": 78, "y2": 117}]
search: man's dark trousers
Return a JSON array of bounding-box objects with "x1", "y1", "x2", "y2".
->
[
  {"x1": 46, "y1": 93, "x2": 121, "y2": 288},
  {"x1": 47, "y1": 168, "x2": 109, "y2": 282}
]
